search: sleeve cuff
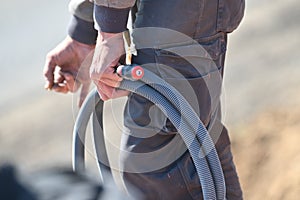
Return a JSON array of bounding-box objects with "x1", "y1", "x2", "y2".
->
[
  {"x1": 68, "y1": 15, "x2": 98, "y2": 45},
  {"x1": 94, "y1": 5, "x2": 130, "y2": 33}
]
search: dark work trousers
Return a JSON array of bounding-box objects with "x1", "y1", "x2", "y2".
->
[{"x1": 115, "y1": 0, "x2": 245, "y2": 199}]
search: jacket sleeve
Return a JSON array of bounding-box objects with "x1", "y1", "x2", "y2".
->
[
  {"x1": 67, "y1": 0, "x2": 135, "y2": 44},
  {"x1": 68, "y1": 0, "x2": 98, "y2": 44},
  {"x1": 93, "y1": 0, "x2": 136, "y2": 33}
]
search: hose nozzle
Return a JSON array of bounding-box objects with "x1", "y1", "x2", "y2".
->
[{"x1": 117, "y1": 64, "x2": 144, "y2": 81}]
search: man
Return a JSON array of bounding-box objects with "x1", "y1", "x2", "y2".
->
[{"x1": 43, "y1": 0, "x2": 245, "y2": 199}]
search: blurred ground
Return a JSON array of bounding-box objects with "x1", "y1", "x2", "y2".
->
[
  {"x1": 231, "y1": 107, "x2": 300, "y2": 200},
  {"x1": 226, "y1": 1, "x2": 300, "y2": 199},
  {"x1": 224, "y1": 0, "x2": 300, "y2": 125},
  {"x1": 0, "y1": 0, "x2": 299, "y2": 199}
]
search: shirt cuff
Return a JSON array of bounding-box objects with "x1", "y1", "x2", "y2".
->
[
  {"x1": 94, "y1": 5, "x2": 130, "y2": 33},
  {"x1": 68, "y1": 15, "x2": 98, "y2": 45}
]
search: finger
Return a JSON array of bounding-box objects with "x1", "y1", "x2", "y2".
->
[
  {"x1": 78, "y1": 82, "x2": 91, "y2": 107},
  {"x1": 110, "y1": 89, "x2": 130, "y2": 99},
  {"x1": 95, "y1": 84, "x2": 110, "y2": 101},
  {"x1": 52, "y1": 83, "x2": 69, "y2": 93},
  {"x1": 99, "y1": 77, "x2": 121, "y2": 88},
  {"x1": 43, "y1": 54, "x2": 57, "y2": 90},
  {"x1": 101, "y1": 67, "x2": 123, "y2": 82},
  {"x1": 96, "y1": 81, "x2": 114, "y2": 97},
  {"x1": 62, "y1": 72, "x2": 81, "y2": 92},
  {"x1": 95, "y1": 81, "x2": 129, "y2": 100},
  {"x1": 90, "y1": 65, "x2": 122, "y2": 83},
  {"x1": 54, "y1": 71, "x2": 65, "y2": 84}
]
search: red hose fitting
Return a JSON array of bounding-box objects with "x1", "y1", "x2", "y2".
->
[
  {"x1": 131, "y1": 65, "x2": 144, "y2": 80},
  {"x1": 117, "y1": 64, "x2": 144, "y2": 80}
]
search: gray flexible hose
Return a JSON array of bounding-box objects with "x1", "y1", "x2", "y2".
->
[
  {"x1": 72, "y1": 89, "x2": 98, "y2": 173},
  {"x1": 119, "y1": 65, "x2": 225, "y2": 200},
  {"x1": 73, "y1": 66, "x2": 226, "y2": 200},
  {"x1": 72, "y1": 89, "x2": 113, "y2": 184},
  {"x1": 73, "y1": 84, "x2": 217, "y2": 199},
  {"x1": 119, "y1": 80, "x2": 217, "y2": 199}
]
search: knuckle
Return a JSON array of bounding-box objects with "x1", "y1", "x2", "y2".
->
[
  {"x1": 46, "y1": 53, "x2": 55, "y2": 61},
  {"x1": 102, "y1": 97, "x2": 108, "y2": 101},
  {"x1": 106, "y1": 94, "x2": 113, "y2": 99},
  {"x1": 98, "y1": 93, "x2": 107, "y2": 101},
  {"x1": 43, "y1": 69, "x2": 51, "y2": 78},
  {"x1": 42, "y1": 70, "x2": 48, "y2": 76}
]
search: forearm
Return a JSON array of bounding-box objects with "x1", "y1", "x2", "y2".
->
[{"x1": 68, "y1": 0, "x2": 135, "y2": 44}]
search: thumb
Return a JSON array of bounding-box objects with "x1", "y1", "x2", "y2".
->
[
  {"x1": 63, "y1": 72, "x2": 81, "y2": 92},
  {"x1": 78, "y1": 82, "x2": 91, "y2": 107}
]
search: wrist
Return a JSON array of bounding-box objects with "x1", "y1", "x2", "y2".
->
[
  {"x1": 67, "y1": 36, "x2": 95, "y2": 49},
  {"x1": 97, "y1": 31, "x2": 124, "y2": 42},
  {"x1": 100, "y1": 31, "x2": 122, "y2": 39}
]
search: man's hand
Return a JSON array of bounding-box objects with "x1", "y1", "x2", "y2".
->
[
  {"x1": 43, "y1": 36, "x2": 95, "y2": 107},
  {"x1": 90, "y1": 32, "x2": 129, "y2": 101}
]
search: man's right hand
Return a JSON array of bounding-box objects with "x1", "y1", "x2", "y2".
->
[
  {"x1": 43, "y1": 36, "x2": 95, "y2": 107},
  {"x1": 90, "y1": 32, "x2": 129, "y2": 101}
]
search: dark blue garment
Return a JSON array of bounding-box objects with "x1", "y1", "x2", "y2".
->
[{"x1": 101, "y1": 0, "x2": 244, "y2": 199}]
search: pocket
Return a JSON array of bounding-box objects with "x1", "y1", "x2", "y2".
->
[
  {"x1": 154, "y1": 34, "x2": 226, "y2": 79},
  {"x1": 135, "y1": 0, "x2": 205, "y2": 37},
  {"x1": 217, "y1": 0, "x2": 245, "y2": 33},
  {"x1": 176, "y1": 151, "x2": 203, "y2": 199},
  {"x1": 154, "y1": 36, "x2": 226, "y2": 127}
]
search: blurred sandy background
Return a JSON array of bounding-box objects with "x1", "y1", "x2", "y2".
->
[{"x1": 0, "y1": 0, "x2": 299, "y2": 199}]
